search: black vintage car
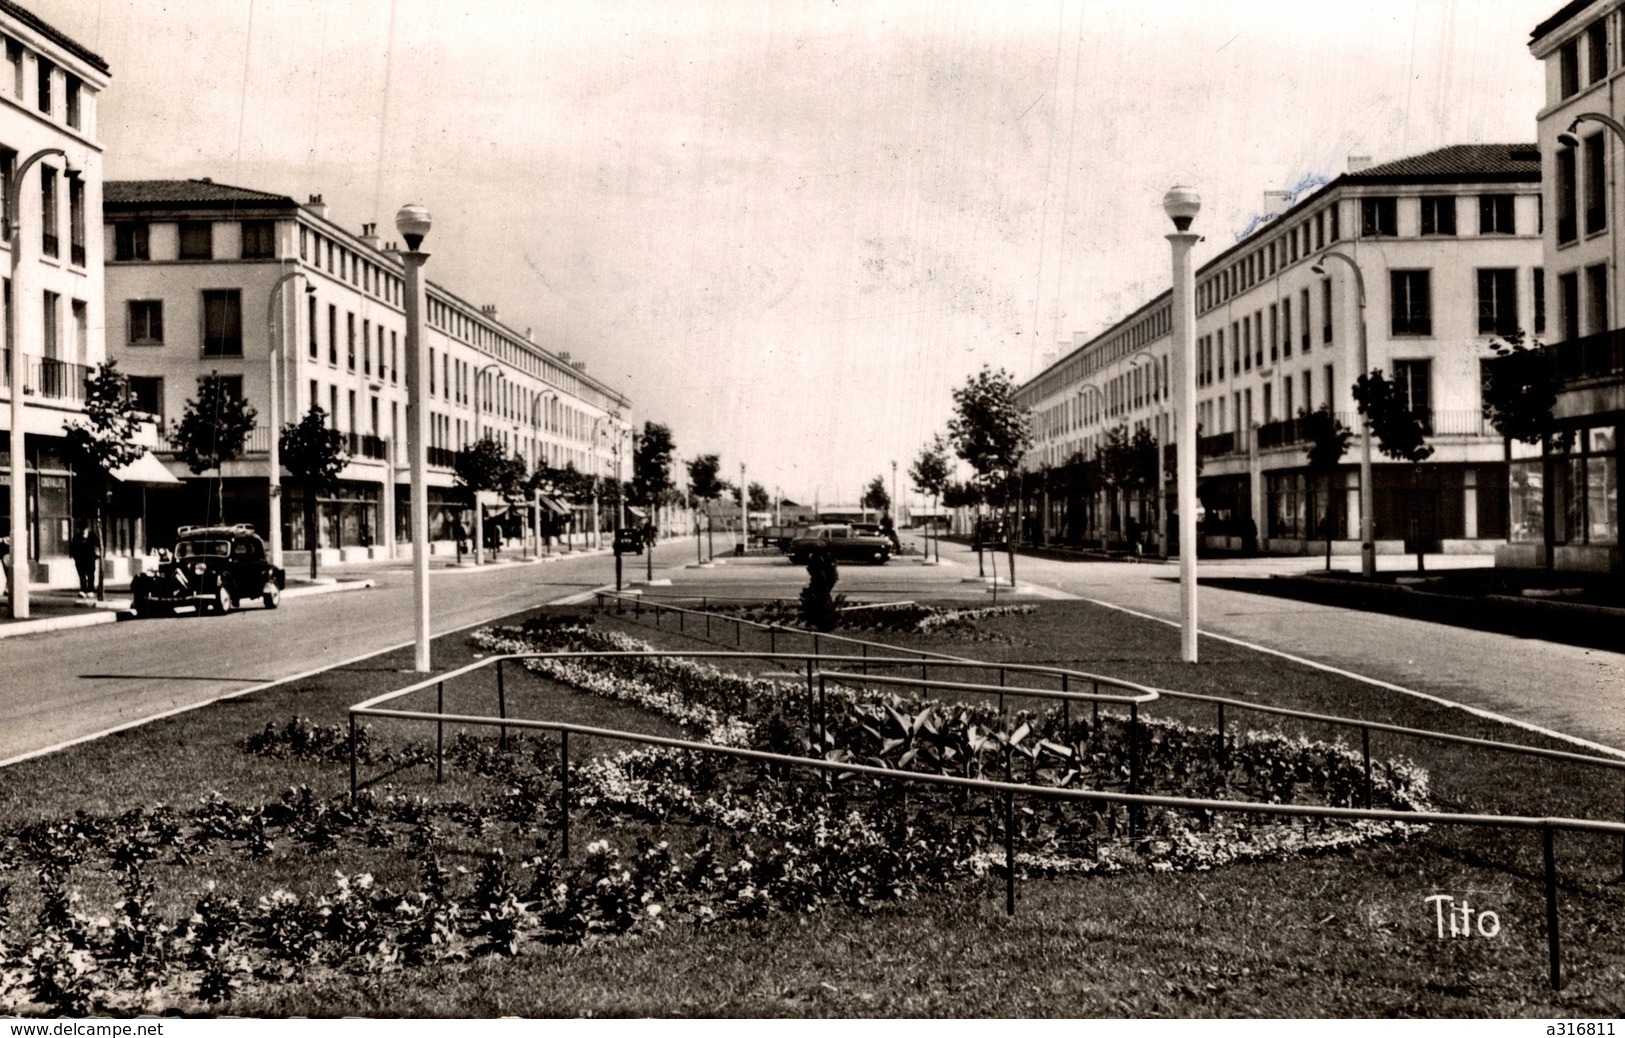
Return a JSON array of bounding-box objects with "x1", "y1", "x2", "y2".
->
[
  {"x1": 787, "y1": 523, "x2": 891, "y2": 565},
  {"x1": 131, "y1": 524, "x2": 286, "y2": 616}
]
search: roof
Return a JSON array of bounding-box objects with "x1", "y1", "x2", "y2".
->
[
  {"x1": 0, "y1": 1, "x2": 109, "y2": 75},
  {"x1": 1341, "y1": 143, "x2": 1542, "y2": 185},
  {"x1": 1531, "y1": 0, "x2": 1600, "y2": 45},
  {"x1": 104, "y1": 179, "x2": 299, "y2": 210}
]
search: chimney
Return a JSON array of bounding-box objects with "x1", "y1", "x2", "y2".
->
[
  {"x1": 1039, "y1": 351, "x2": 1057, "y2": 372},
  {"x1": 1347, "y1": 155, "x2": 1373, "y2": 174},
  {"x1": 558, "y1": 351, "x2": 571, "y2": 362},
  {"x1": 1262, "y1": 189, "x2": 1290, "y2": 219},
  {"x1": 358, "y1": 222, "x2": 382, "y2": 249},
  {"x1": 480, "y1": 304, "x2": 498, "y2": 321},
  {"x1": 524, "y1": 327, "x2": 534, "y2": 343},
  {"x1": 304, "y1": 194, "x2": 328, "y2": 220},
  {"x1": 571, "y1": 361, "x2": 587, "y2": 373}
]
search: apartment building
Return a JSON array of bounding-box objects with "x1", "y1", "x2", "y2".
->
[
  {"x1": 1524, "y1": 0, "x2": 1625, "y2": 574},
  {"x1": 103, "y1": 180, "x2": 631, "y2": 561},
  {"x1": 0, "y1": 1, "x2": 112, "y2": 582},
  {"x1": 1017, "y1": 144, "x2": 1542, "y2": 556}
]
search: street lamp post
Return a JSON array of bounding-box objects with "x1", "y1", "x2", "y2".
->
[
  {"x1": 738, "y1": 461, "x2": 746, "y2": 555},
  {"x1": 1128, "y1": 350, "x2": 1169, "y2": 560},
  {"x1": 265, "y1": 269, "x2": 313, "y2": 571},
  {"x1": 7, "y1": 148, "x2": 73, "y2": 620},
  {"x1": 1075, "y1": 383, "x2": 1107, "y2": 552},
  {"x1": 1164, "y1": 186, "x2": 1201, "y2": 664},
  {"x1": 529, "y1": 388, "x2": 555, "y2": 558},
  {"x1": 1311, "y1": 251, "x2": 1375, "y2": 580},
  {"x1": 469, "y1": 361, "x2": 501, "y2": 566},
  {"x1": 396, "y1": 204, "x2": 433, "y2": 672}
]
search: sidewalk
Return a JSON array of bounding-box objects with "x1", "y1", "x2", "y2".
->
[{"x1": 0, "y1": 575, "x2": 379, "y2": 639}]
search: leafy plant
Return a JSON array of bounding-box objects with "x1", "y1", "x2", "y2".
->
[
  {"x1": 798, "y1": 550, "x2": 841, "y2": 631},
  {"x1": 279, "y1": 404, "x2": 350, "y2": 579},
  {"x1": 170, "y1": 374, "x2": 258, "y2": 524},
  {"x1": 1481, "y1": 329, "x2": 1559, "y2": 445}
]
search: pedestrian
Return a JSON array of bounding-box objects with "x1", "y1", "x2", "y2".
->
[
  {"x1": 485, "y1": 516, "x2": 501, "y2": 560},
  {"x1": 69, "y1": 519, "x2": 100, "y2": 597},
  {"x1": 0, "y1": 529, "x2": 10, "y2": 601}
]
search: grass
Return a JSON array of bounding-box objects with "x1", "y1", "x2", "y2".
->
[{"x1": 2, "y1": 597, "x2": 1624, "y2": 1016}]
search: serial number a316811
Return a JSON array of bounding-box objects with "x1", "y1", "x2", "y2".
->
[{"x1": 1547, "y1": 1024, "x2": 1616, "y2": 1035}]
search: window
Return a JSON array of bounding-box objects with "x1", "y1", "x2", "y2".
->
[
  {"x1": 1360, "y1": 197, "x2": 1397, "y2": 237},
  {"x1": 35, "y1": 56, "x2": 50, "y2": 115},
  {"x1": 1314, "y1": 211, "x2": 1324, "y2": 250},
  {"x1": 42, "y1": 291, "x2": 58, "y2": 357},
  {"x1": 65, "y1": 74, "x2": 80, "y2": 129},
  {"x1": 1300, "y1": 287, "x2": 1311, "y2": 351},
  {"x1": 67, "y1": 176, "x2": 83, "y2": 266},
  {"x1": 309, "y1": 380, "x2": 318, "y2": 413},
  {"x1": 327, "y1": 304, "x2": 337, "y2": 365},
  {"x1": 348, "y1": 390, "x2": 357, "y2": 434},
  {"x1": 1480, "y1": 193, "x2": 1517, "y2": 235},
  {"x1": 126, "y1": 376, "x2": 162, "y2": 424},
  {"x1": 1582, "y1": 137, "x2": 1606, "y2": 235},
  {"x1": 216, "y1": 375, "x2": 244, "y2": 401},
  {"x1": 1390, "y1": 270, "x2": 1432, "y2": 336},
  {"x1": 1534, "y1": 267, "x2": 1546, "y2": 335},
  {"x1": 39, "y1": 165, "x2": 56, "y2": 257},
  {"x1": 1561, "y1": 271, "x2": 1581, "y2": 341},
  {"x1": 1269, "y1": 303, "x2": 1279, "y2": 362},
  {"x1": 1322, "y1": 280, "x2": 1333, "y2": 342},
  {"x1": 391, "y1": 331, "x2": 398, "y2": 383},
  {"x1": 202, "y1": 290, "x2": 243, "y2": 356},
  {"x1": 1561, "y1": 38, "x2": 1580, "y2": 98},
  {"x1": 5, "y1": 39, "x2": 20, "y2": 100},
  {"x1": 128, "y1": 300, "x2": 163, "y2": 345},
  {"x1": 363, "y1": 320, "x2": 372, "y2": 376},
  {"x1": 178, "y1": 221, "x2": 213, "y2": 260},
  {"x1": 1586, "y1": 262, "x2": 1609, "y2": 334},
  {"x1": 429, "y1": 348, "x2": 436, "y2": 395},
  {"x1": 307, "y1": 295, "x2": 318, "y2": 358},
  {"x1": 1242, "y1": 316, "x2": 1252, "y2": 371},
  {"x1": 299, "y1": 227, "x2": 308, "y2": 260},
  {"x1": 346, "y1": 313, "x2": 356, "y2": 371},
  {"x1": 1282, "y1": 297, "x2": 1292, "y2": 359},
  {"x1": 1477, "y1": 269, "x2": 1518, "y2": 337},
  {"x1": 1420, "y1": 196, "x2": 1456, "y2": 235},
  {"x1": 1393, "y1": 359, "x2": 1432, "y2": 432},
  {"x1": 1558, "y1": 145, "x2": 1578, "y2": 244},
  {"x1": 1588, "y1": 20, "x2": 1608, "y2": 85},
  {"x1": 330, "y1": 386, "x2": 340, "y2": 429},
  {"x1": 1289, "y1": 231, "x2": 1298, "y2": 263},
  {"x1": 241, "y1": 220, "x2": 276, "y2": 259}
]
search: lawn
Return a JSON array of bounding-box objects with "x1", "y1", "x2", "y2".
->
[{"x1": 0, "y1": 598, "x2": 1622, "y2": 1017}]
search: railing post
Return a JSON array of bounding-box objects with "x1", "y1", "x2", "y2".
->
[
  {"x1": 1128, "y1": 701, "x2": 1141, "y2": 836},
  {"x1": 920, "y1": 661, "x2": 928, "y2": 699},
  {"x1": 435, "y1": 681, "x2": 445, "y2": 783},
  {"x1": 861, "y1": 642, "x2": 868, "y2": 675},
  {"x1": 1092, "y1": 682, "x2": 1100, "y2": 731},
  {"x1": 1004, "y1": 786, "x2": 1016, "y2": 916},
  {"x1": 679, "y1": 608, "x2": 685, "y2": 634},
  {"x1": 998, "y1": 667, "x2": 1006, "y2": 718},
  {"x1": 769, "y1": 626, "x2": 776, "y2": 655},
  {"x1": 1361, "y1": 725, "x2": 1373, "y2": 809},
  {"x1": 736, "y1": 616, "x2": 742, "y2": 647},
  {"x1": 348, "y1": 713, "x2": 358, "y2": 800},
  {"x1": 817, "y1": 674, "x2": 827, "y2": 755},
  {"x1": 705, "y1": 608, "x2": 710, "y2": 638},
  {"x1": 1543, "y1": 824, "x2": 1561, "y2": 990},
  {"x1": 806, "y1": 660, "x2": 816, "y2": 750},
  {"x1": 497, "y1": 659, "x2": 508, "y2": 751},
  {"x1": 813, "y1": 633, "x2": 821, "y2": 659},
  {"x1": 1061, "y1": 674, "x2": 1070, "y2": 742},
  {"x1": 1217, "y1": 702, "x2": 1227, "y2": 772},
  {"x1": 561, "y1": 731, "x2": 571, "y2": 858}
]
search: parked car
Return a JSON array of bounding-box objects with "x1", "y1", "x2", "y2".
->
[
  {"x1": 787, "y1": 523, "x2": 891, "y2": 565},
  {"x1": 131, "y1": 524, "x2": 285, "y2": 616}
]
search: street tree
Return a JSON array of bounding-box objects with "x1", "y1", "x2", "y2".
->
[
  {"x1": 632, "y1": 421, "x2": 676, "y2": 528},
  {"x1": 1300, "y1": 404, "x2": 1353, "y2": 570},
  {"x1": 747, "y1": 481, "x2": 771, "y2": 513},
  {"x1": 1482, "y1": 329, "x2": 1560, "y2": 446},
  {"x1": 61, "y1": 361, "x2": 145, "y2": 599},
  {"x1": 171, "y1": 374, "x2": 258, "y2": 523},
  {"x1": 687, "y1": 454, "x2": 727, "y2": 560},
  {"x1": 860, "y1": 474, "x2": 890, "y2": 515},
  {"x1": 454, "y1": 436, "x2": 525, "y2": 562},
  {"x1": 910, "y1": 435, "x2": 950, "y2": 559},
  {"x1": 1354, "y1": 370, "x2": 1435, "y2": 572},
  {"x1": 948, "y1": 365, "x2": 1031, "y2": 577},
  {"x1": 279, "y1": 404, "x2": 351, "y2": 579}
]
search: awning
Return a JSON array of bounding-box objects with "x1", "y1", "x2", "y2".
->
[
  {"x1": 110, "y1": 452, "x2": 182, "y2": 486},
  {"x1": 538, "y1": 496, "x2": 570, "y2": 516},
  {"x1": 626, "y1": 505, "x2": 647, "y2": 519}
]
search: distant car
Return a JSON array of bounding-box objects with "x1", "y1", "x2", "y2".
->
[
  {"x1": 132, "y1": 524, "x2": 285, "y2": 617},
  {"x1": 971, "y1": 518, "x2": 1008, "y2": 551},
  {"x1": 613, "y1": 527, "x2": 644, "y2": 555},
  {"x1": 787, "y1": 523, "x2": 891, "y2": 565}
]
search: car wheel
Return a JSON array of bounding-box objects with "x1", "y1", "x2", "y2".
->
[
  {"x1": 873, "y1": 549, "x2": 889, "y2": 564},
  {"x1": 132, "y1": 593, "x2": 152, "y2": 618},
  {"x1": 263, "y1": 585, "x2": 281, "y2": 610},
  {"x1": 213, "y1": 582, "x2": 233, "y2": 615}
]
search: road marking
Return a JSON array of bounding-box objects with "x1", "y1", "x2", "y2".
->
[
  {"x1": 0, "y1": 583, "x2": 590, "y2": 770},
  {"x1": 1079, "y1": 596, "x2": 1625, "y2": 760}
]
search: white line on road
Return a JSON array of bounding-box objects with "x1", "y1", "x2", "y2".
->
[{"x1": 1080, "y1": 596, "x2": 1625, "y2": 761}]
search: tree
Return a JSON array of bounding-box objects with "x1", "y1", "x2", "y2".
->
[
  {"x1": 687, "y1": 454, "x2": 725, "y2": 502},
  {"x1": 1301, "y1": 404, "x2": 1353, "y2": 570},
  {"x1": 279, "y1": 405, "x2": 350, "y2": 579},
  {"x1": 454, "y1": 436, "x2": 525, "y2": 562},
  {"x1": 910, "y1": 435, "x2": 950, "y2": 560},
  {"x1": 948, "y1": 366, "x2": 1031, "y2": 576},
  {"x1": 747, "y1": 482, "x2": 771, "y2": 513},
  {"x1": 61, "y1": 361, "x2": 145, "y2": 599},
  {"x1": 170, "y1": 374, "x2": 258, "y2": 523},
  {"x1": 860, "y1": 474, "x2": 890, "y2": 514},
  {"x1": 1354, "y1": 370, "x2": 1435, "y2": 572},
  {"x1": 632, "y1": 422, "x2": 676, "y2": 526},
  {"x1": 1482, "y1": 329, "x2": 1560, "y2": 445}
]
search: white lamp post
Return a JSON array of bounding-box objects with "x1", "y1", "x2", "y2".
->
[
  {"x1": 7, "y1": 148, "x2": 73, "y2": 620},
  {"x1": 396, "y1": 204, "x2": 432, "y2": 672},
  {"x1": 469, "y1": 360, "x2": 500, "y2": 566},
  {"x1": 1075, "y1": 383, "x2": 1106, "y2": 551},
  {"x1": 1128, "y1": 350, "x2": 1169, "y2": 560},
  {"x1": 530, "y1": 387, "x2": 555, "y2": 557},
  {"x1": 1163, "y1": 185, "x2": 1201, "y2": 664},
  {"x1": 265, "y1": 269, "x2": 313, "y2": 571},
  {"x1": 1311, "y1": 251, "x2": 1375, "y2": 579}
]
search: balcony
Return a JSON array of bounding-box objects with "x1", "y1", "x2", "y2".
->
[
  {"x1": 428, "y1": 446, "x2": 459, "y2": 469},
  {"x1": 1, "y1": 353, "x2": 88, "y2": 402},
  {"x1": 1546, "y1": 328, "x2": 1625, "y2": 384},
  {"x1": 1197, "y1": 431, "x2": 1237, "y2": 458}
]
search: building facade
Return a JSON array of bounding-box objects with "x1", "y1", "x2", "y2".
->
[
  {"x1": 103, "y1": 181, "x2": 631, "y2": 561},
  {"x1": 0, "y1": 1, "x2": 111, "y2": 583},
  {"x1": 1524, "y1": 0, "x2": 1625, "y2": 574},
  {"x1": 1017, "y1": 145, "x2": 1542, "y2": 556}
]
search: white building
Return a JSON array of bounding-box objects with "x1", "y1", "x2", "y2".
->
[
  {"x1": 103, "y1": 181, "x2": 631, "y2": 562},
  {"x1": 0, "y1": 1, "x2": 111, "y2": 582},
  {"x1": 1018, "y1": 144, "x2": 1542, "y2": 555},
  {"x1": 1523, "y1": 0, "x2": 1624, "y2": 575}
]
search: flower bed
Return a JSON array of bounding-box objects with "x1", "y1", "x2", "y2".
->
[{"x1": 697, "y1": 600, "x2": 1036, "y2": 640}]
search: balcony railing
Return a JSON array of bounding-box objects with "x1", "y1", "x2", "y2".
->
[
  {"x1": 0, "y1": 353, "x2": 89, "y2": 402},
  {"x1": 428, "y1": 446, "x2": 459, "y2": 469},
  {"x1": 1546, "y1": 328, "x2": 1625, "y2": 384},
  {"x1": 1197, "y1": 431, "x2": 1236, "y2": 458},
  {"x1": 245, "y1": 425, "x2": 273, "y2": 452}
]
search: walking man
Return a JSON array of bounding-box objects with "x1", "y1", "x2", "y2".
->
[{"x1": 69, "y1": 520, "x2": 101, "y2": 598}]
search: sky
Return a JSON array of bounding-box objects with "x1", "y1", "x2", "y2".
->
[{"x1": 42, "y1": 0, "x2": 1554, "y2": 508}]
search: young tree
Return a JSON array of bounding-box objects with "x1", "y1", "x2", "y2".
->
[
  {"x1": 632, "y1": 422, "x2": 676, "y2": 529},
  {"x1": 687, "y1": 453, "x2": 726, "y2": 560},
  {"x1": 61, "y1": 361, "x2": 146, "y2": 599},
  {"x1": 747, "y1": 482, "x2": 771, "y2": 513},
  {"x1": 454, "y1": 436, "x2": 524, "y2": 563},
  {"x1": 948, "y1": 366, "x2": 1031, "y2": 578},
  {"x1": 860, "y1": 474, "x2": 890, "y2": 515},
  {"x1": 1482, "y1": 330, "x2": 1559, "y2": 445},
  {"x1": 170, "y1": 374, "x2": 258, "y2": 524},
  {"x1": 1354, "y1": 370, "x2": 1435, "y2": 572},
  {"x1": 910, "y1": 435, "x2": 950, "y2": 561},
  {"x1": 279, "y1": 404, "x2": 351, "y2": 579},
  {"x1": 1301, "y1": 404, "x2": 1353, "y2": 570}
]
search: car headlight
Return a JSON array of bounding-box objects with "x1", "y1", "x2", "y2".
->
[{"x1": 192, "y1": 562, "x2": 207, "y2": 576}]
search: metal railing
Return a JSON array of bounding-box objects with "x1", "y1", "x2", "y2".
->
[
  {"x1": 350, "y1": 647, "x2": 1625, "y2": 990},
  {"x1": 1548, "y1": 328, "x2": 1625, "y2": 384}
]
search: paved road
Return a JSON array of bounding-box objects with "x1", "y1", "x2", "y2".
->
[{"x1": 0, "y1": 542, "x2": 681, "y2": 763}]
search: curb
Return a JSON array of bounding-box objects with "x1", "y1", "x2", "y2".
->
[{"x1": 0, "y1": 578, "x2": 378, "y2": 640}]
